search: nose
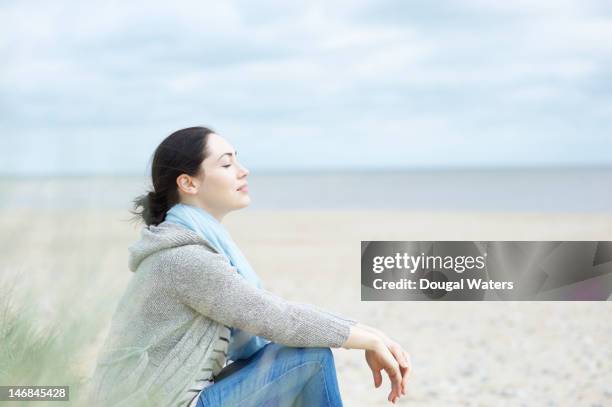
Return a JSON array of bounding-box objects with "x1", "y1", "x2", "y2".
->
[{"x1": 238, "y1": 162, "x2": 249, "y2": 177}]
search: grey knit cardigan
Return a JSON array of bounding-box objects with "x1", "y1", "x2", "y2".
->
[{"x1": 86, "y1": 221, "x2": 357, "y2": 407}]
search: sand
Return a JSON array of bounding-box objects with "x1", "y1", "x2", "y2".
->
[{"x1": 0, "y1": 208, "x2": 611, "y2": 406}]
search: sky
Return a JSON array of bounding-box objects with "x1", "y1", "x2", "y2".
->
[{"x1": 1, "y1": 0, "x2": 611, "y2": 175}]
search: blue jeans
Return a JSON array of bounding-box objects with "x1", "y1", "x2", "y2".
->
[{"x1": 195, "y1": 342, "x2": 344, "y2": 407}]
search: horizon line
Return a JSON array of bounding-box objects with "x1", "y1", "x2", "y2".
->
[{"x1": 1, "y1": 163, "x2": 612, "y2": 179}]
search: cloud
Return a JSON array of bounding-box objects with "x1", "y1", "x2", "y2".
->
[{"x1": 1, "y1": 0, "x2": 611, "y2": 175}]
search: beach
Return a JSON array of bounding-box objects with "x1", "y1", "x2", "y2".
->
[{"x1": 0, "y1": 208, "x2": 611, "y2": 406}]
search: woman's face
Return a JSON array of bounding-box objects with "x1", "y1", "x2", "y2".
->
[{"x1": 178, "y1": 133, "x2": 250, "y2": 221}]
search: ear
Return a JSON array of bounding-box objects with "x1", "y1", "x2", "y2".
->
[{"x1": 176, "y1": 174, "x2": 199, "y2": 195}]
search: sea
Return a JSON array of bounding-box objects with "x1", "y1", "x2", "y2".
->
[{"x1": 1, "y1": 167, "x2": 610, "y2": 213}]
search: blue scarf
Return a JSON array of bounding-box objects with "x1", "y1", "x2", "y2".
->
[{"x1": 165, "y1": 203, "x2": 271, "y2": 361}]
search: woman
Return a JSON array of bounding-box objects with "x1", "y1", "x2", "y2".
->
[{"x1": 87, "y1": 126, "x2": 411, "y2": 407}]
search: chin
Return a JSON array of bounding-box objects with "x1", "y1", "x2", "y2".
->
[{"x1": 237, "y1": 197, "x2": 251, "y2": 209}]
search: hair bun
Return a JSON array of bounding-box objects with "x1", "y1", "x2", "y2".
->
[{"x1": 131, "y1": 189, "x2": 169, "y2": 226}]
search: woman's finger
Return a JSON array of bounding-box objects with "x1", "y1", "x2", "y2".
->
[
  {"x1": 372, "y1": 368, "x2": 382, "y2": 388},
  {"x1": 403, "y1": 351, "x2": 412, "y2": 379},
  {"x1": 401, "y1": 351, "x2": 412, "y2": 395},
  {"x1": 389, "y1": 345, "x2": 410, "y2": 396},
  {"x1": 385, "y1": 369, "x2": 398, "y2": 401},
  {"x1": 388, "y1": 343, "x2": 406, "y2": 368},
  {"x1": 385, "y1": 363, "x2": 402, "y2": 402},
  {"x1": 400, "y1": 365, "x2": 409, "y2": 395},
  {"x1": 401, "y1": 349, "x2": 410, "y2": 370}
]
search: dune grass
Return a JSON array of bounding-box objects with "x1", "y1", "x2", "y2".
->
[
  {"x1": 0, "y1": 279, "x2": 94, "y2": 405},
  {"x1": 0, "y1": 280, "x2": 172, "y2": 407}
]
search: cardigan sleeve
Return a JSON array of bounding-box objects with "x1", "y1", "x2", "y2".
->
[{"x1": 166, "y1": 244, "x2": 357, "y2": 349}]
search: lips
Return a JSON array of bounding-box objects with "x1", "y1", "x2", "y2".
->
[{"x1": 237, "y1": 184, "x2": 249, "y2": 192}]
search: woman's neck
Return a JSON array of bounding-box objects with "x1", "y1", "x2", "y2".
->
[{"x1": 178, "y1": 199, "x2": 226, "y2": 223}]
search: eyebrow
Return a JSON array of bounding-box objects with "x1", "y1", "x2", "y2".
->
[{"x1": 216, "y1": 151, "x2": 238, "y2": 162}]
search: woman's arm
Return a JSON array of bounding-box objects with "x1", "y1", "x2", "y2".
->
[
  {"x1": 353, "y1": 322, "x2": 392, "y2": 344},
  {"x1": 167, "y1": 245, "x2": 357, "y2": 349},
  {"x1": 167, "y1": 245, "x2": 408, "y2": 404},
  {"x1": 340, "y1": 322, "x2": 384, "y2": 350}
]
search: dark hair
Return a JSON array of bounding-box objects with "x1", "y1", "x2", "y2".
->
[{"x1": 130, "y1": 126, "x2": 215, "y2": 226}]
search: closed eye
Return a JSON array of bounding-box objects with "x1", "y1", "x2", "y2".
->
[{"x1": 222, "y1": 164, "x2": 231, "y2": 168}]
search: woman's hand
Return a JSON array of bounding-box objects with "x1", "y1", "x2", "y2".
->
[
  {"x1": 376, "y1": 335, "x2": 412, "y2": 398},
  {"x1": 365, "y1": 341, "x2": 405, "y2": 404},
  {"x1": 358, "y1": 324, "x2": 412, "y2": 403},
  {"x1": 340, "y1": 323, "x2": 412, "y2": 403}
]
